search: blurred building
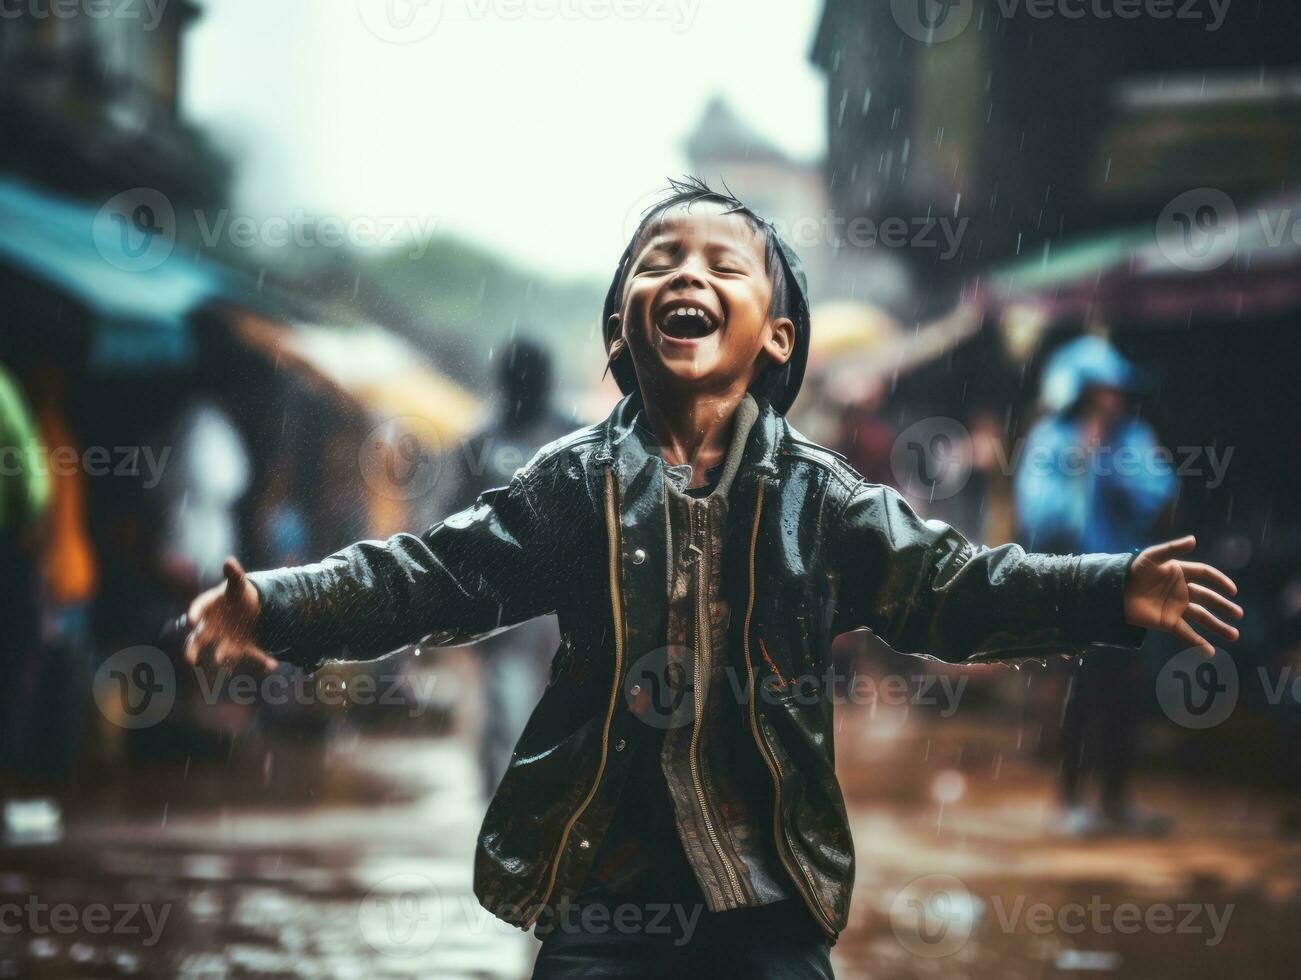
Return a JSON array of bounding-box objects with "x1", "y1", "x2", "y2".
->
[
  {"x1": 0, "y1": 0, "x2": 229, "y2": 212},
  {"x1": 807, "y1": 0, "x2": 1301, "y2": 744},
  {"x1": 0, "y1": 3, "x2": 483, "y2": 758},
  {"x1": 810, "y1": 1, "x2": 1301, "y2": 315}
]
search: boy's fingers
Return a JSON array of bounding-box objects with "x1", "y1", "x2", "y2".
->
[
  {"x1": 1179, "y1": 561, "x2": 1238, "y2": 597},
  {"x1": 186, "y1": 618, "x2": 212, "y2": 665},
  {"x1": 195, "y1": 634, "x2": 218, "y2": 668},
  {"x1": 1172, "y1": 618, "x2": 1214, "y2": 658},
  {"x1": 1147, "y1": 535, "x2": 1196, "y2": 561},
  {"x1": 1185, "y1": 603, "x2": 1239, "y2": 643},
  {"x1": 246, "y1": 647, "x2": 280, "y2": 673},
  {"x1": 1189, "y1": 583, "x2": 1244, "y2": 620},
  {"x1": 223, "y1": 557, "x2": 247, "y2": 598},
  {"x1": 187, "y1": 588, "x2": 214, "y2": 629}
]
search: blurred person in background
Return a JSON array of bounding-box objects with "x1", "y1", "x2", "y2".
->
[
  {"x1": 154, "y1": 391, "x2": 252, "y2": 595},
  {"x1": 834, "y1": 379, "x2": 895, "y2": 488},
  {"x1": 28, "y1": 364, "x2": 99, "y2": 828},
  {"x1": 258, "y1": 465, "x2": 311, "y2": 567},
  {"x1": 1015, "y1": 334, "x2": 1178, "y2": 838},
  {"x1": 0, "y1": 355, "x2": 54, "y2": 843},
  {"x1": 435, "y1": 338, "x2": 574, "y2": 800}
]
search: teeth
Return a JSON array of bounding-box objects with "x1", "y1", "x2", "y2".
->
[{"x1": 659, "y1": 305, "x2": 714, "y2": 332}]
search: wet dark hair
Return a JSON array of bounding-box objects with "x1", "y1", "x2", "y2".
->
[{"x1": 613, "y1": 176, "x2": 794, "y2": 325}]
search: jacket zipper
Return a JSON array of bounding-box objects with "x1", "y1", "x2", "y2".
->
[
  {"x1": 525, "y1": 465, "x2": 625, "y2": 927},
  {"x1": 743, "y1": 479, "x2": 838, "y2": 937},
  {"x1": 687, "y1": 500, "x2": 744, "y2": 904}
]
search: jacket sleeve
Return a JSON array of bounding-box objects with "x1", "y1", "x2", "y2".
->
[
  {"x1": 832, "y1": 481, "x2": 1144, "y2": 663},
  {"x1": 246, "y1": 471, "x2": 560, "y2": 671}
]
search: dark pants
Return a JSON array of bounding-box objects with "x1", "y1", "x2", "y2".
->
[
  {"x1": 531, "y1": 889, "x2": 835, "y2": 979},
  {"x1": 1059, "y1": 647, "x2": 1141, "y2": 816}
]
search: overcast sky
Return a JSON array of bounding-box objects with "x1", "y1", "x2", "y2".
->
[{"x1": 183, "y1": 0, "x2": 826, "y2": 280}]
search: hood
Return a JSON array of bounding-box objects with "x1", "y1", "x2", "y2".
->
[
  {"x1": 600, "y1": 214, "x2": 812, "y2": 415},
  {"x1": 1039, "y1": 335, "x2": 1144, "y2": 413}
]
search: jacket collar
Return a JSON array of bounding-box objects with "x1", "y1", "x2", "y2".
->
[{"x1": 595, "y1": 391, "x2": 782, "y2": 487}]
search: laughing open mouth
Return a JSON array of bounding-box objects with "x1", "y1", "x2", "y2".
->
[{"x1": 655, "y1": 302, "x2": 720, "y2": 340}]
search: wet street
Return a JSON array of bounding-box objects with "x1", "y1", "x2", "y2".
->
[{"x1": 3, "y1": 655, "x2": 1301, "y2": 979}]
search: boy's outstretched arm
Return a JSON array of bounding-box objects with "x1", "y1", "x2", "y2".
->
[
  {"x1": 185, "y1": 473, "x2": 561, "y2": 672},
  {"x1": 833, "y1": 484, "x2": 1241, "y2": 663}
]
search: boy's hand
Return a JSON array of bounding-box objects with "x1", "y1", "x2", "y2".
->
[
  {"x1": 1124, "y1": 536, "x2": 1243, "y2": 656},
  {"x1": 184, "y1": 557, "x2": 279, "y2": 673}
]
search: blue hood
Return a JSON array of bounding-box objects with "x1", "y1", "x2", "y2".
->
[{"x1": 1039, "y1": 335, "x2": 1144, "y2": 413}]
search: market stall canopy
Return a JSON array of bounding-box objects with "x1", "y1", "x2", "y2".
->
[
  {"x1": 235, "y1": 312, "x2": 481, "y2": 448},
  {"x1": 808, "y1": 300, "x2": 981, "y2": 403},
  {"x1": 980, "y1": 188, "x2": 1301, "y2": 353},
  {"x1": 0, "y1": 178, "x2": 236, "y2": 370},
  {"x1": 807, "y1": 300, "x2": 903, "y2": 367}
]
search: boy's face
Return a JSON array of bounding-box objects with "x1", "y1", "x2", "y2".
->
[{"x1": 609, "y1": 201, "x2": 794, "y2": 405}]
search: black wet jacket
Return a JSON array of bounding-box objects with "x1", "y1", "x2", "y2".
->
[{"x1": 249, "y1": 392, "x2": 1141, "y2": 940}]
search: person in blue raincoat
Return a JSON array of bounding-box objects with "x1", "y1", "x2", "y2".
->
[{"x1": 1016, "y1": 334, "x2": 1178, "y2": 836}]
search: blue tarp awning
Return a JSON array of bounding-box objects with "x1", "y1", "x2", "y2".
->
[{"x1": 0, "y1": 177, "x2": 238, "y2": 370}]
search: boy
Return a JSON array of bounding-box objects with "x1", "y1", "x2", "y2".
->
[{"x1": 184, "y1": 179, "x2": 1242, "y2": 978}]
